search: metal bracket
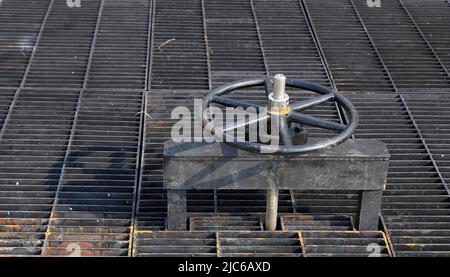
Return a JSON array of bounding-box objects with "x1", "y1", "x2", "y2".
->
[{"x1": 163, "y1": 139, "x2": 389, "y2": 231}]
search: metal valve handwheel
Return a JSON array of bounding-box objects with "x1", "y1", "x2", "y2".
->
[{"x1": 202, "y1": 74, "x2": 358, "y2": 154}]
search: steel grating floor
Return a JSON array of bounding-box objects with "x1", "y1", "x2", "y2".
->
[{"x1": 1, "y1": 0, "x2": 450, "y2": 257}]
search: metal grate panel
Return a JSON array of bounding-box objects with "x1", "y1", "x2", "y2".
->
[
  {"x1": 252, "y1": 0, "x2": 330, "y2": 86},
  {"x1": 0, "y1": 0, "x2": 51, "y2": 88},
  {"x1": 401, "y1": 0, "x2": 450, "y2": 76},
  {"x1": 303, "y1": 0, "x2": 395, "y2": 93},
  {"x1": 292, "y1": 190, "x2": 359, "y2": 217},
  {"x1": 204, "y1": 0, "x2": 266, "y2": 86},
  {"x1": 218, "y1": 231, "x2": 302, "y2": 257},
  {"x1": 86, "y1": 0, "x2": 151, "y2": 90},
  {"x1": 133, "y1": 231, "x2": 217, "y2": 257},
  {"x1": 190, "y1": 216, "x2": 263, "y2": 231},
  {"x1": 301, "y1": 231, "x2": 391, "y2": 257},
  {"x1": 348, "y1": 93, "x2": 450, "y2": 257},
  {"x1": 0, "y1": 88, "x2": 79, "y2": 256},
  {"x1": 42, "y1": 90, "x2": 143, "y2": 256},
  {"x1": 352, "y1": 0, "x2": 450, "y2": 92},
  {"x1": 150, "y1": 0, "x2": 209, "y2": 89},
  {"x1": 24, "y1": 0, "x2": 102, "y2": 88}
]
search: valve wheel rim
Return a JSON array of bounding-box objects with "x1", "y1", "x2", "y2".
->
[{"x1": 202, "y1": 77, "x2": 358, "y2": 154}]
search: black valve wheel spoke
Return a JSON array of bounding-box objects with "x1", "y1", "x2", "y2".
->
[
  {"x1": 290, "y1": 93, "x2": 335, "y2": 111},
  {"x1": 275, "y1": 116, "x2": 293, "y2": 145},
  {"x1": 288, "y1": 112, "x2": 347, "y2": 131}
]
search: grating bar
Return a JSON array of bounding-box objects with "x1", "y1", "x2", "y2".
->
[
  {"x1": 281, "y1": 215, "x2": 354, "y2": 231},
  {"x1": 190, "y1": 216, "x2": 263, "y2": 231}
]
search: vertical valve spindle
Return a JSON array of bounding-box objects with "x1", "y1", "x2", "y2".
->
[
  {"x1": 273, "y1": 74, "x2": 286, "y2": 100},
  {"x1": 265, "y1": 74, "x2": 286, "y2": 231}
]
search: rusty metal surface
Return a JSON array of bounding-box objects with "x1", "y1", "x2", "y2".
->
[{"x1": 132, "y1": 230, "x2": 392, "y2": 257}]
